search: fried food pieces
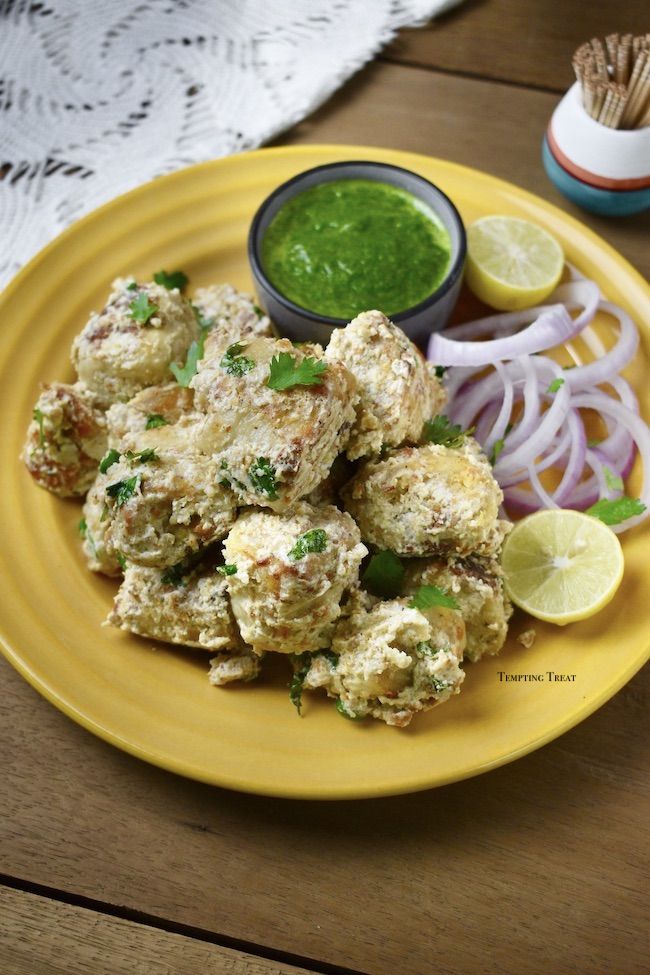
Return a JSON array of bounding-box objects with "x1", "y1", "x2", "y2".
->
[{"x1": 22, "y1": 275, "x2": 512, "y2": 726}]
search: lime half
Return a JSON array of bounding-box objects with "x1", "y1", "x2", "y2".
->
[{"x1": 501, "y1": 509, "x2": 624, "y2": 625}]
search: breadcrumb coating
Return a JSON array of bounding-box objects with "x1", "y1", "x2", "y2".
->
[
  {"x1": 71, "y1": 278, "x2": 198, "y2": 406},
  {"x1": 342, "y1": 440, "x2": 509, "y2": 558},
  {"x1": 22, "y1": 382, "x2": 107, "y2": 497},
  {"x1": 325, "y1": 310, "x2": 446, "y2": 459}
]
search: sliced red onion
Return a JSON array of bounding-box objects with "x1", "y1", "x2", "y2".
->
[
  {"x1": 439, "y1": 277, "x2": 648, "y2": 533},
  {"x1": 429, "y1": 305, "x2": 576, "y2": 367}
]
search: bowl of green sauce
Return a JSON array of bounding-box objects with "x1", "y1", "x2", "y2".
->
[{"x1": 248, "y1": 161, "x2": 466, "y2": 344}]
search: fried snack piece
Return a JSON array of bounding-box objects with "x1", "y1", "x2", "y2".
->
[
  {"x1": 80, "y1": 474, "x2": 122, "y2": 576},
  {"x1": 403, "y1": 556, "x2": 512, "y2": 662},
  {"x1": 108, "y1": 560, "x2": 244, "y2": 654},
  {"x1": 342, "y1": 440, "x2": 509, "y2": 558},
  {"x1": 325, "y1": 310, "x2": 446, "y2": 460},
  {"x1": 101, "y1": 423, "x2": 236, "y2": 567},
  {"x1": 300, "y1": 598, "x2": 465, "y2": 727},
  {"x1": 208, "y1": 650, "x2": 262, "y2": 686},
  {"x1": 71, "y1": 277, "x2": 198, "y2": 406},
  {"x1": 22, "y1": 382, "x2": 107, "y2": 497},
  {"x1": 106, "y1": 383, "x2": 195, "y2": 445},
  {"x1": 191, "y1": 336, "x2": 357, "y2": 510},
  {"x1": 192, "y1": 283, "x2": 275, "y2": 358},
  {"x1": 223, "y1": 502, "x2": 367, "y2": 655}
]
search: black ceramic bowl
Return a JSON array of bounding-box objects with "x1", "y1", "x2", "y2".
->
[{"x1": 248, "y1": 161, "x2": 467, "y2": 345}]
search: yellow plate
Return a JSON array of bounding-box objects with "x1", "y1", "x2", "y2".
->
[{"x1": 1, "y1": 145, "x2": 649, "y2": 799}]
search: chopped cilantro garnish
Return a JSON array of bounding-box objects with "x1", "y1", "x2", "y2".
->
[
  {"x1": 603, "y1": 466, "x2": 624, "y2": 493},
  {"x1": 128, "y1": 292, "x2": 158, "y2": 324},
  {"x1": 409, "y1": 584, "x2": 459, "y2": 612},
  {"x1": 430, "y1": 677, "x2": 451, "y2": 695},
  {"x1": 116, "y1": 552, "x2": 127, "y2": 571},
  {"x1": 153, "y1": 269, "x2": 188, "y2": 291},
  {"x1": 32, "y1": 407, "x2": 45, "y2": 448},
  {"x1": 319, "y1": 649, "x2": 338, "y2": 669},
  {"x1": 289, "y1": 652, "x2": 313, "y2": 715},
  {"x1": 219, "y1": 342, "x2": 255, "y2": 377},
  {"x1": 126, "y1": 281, "x2": 138, "y2": 291},
  {"x1": 266, "y1": 352, "x2": 327, "y2": 391},
  {"x1": 78, "y1": 518, "x2": 87, "y2": 537},
  {"x1": 361, "y1": 550, "x2": 405, "y2": 599},
  {"x1": 421, "y1": 415, "x2": 468, "y2": 449},
  {"x1": 252, "y1": 304, "x2": 264, "y2": 318},
  {"x1": 145, "y1": 413, "x2": 168, "y2": 430},
  {"x1": 171, "y1": 329, "x2": 206, "y2": 386},
  {"x1": 99, "y1": 448, "x2": 121, "y2": 474},
  {"x1": 586, "y1": 497, "x2": 646, "y2": 526},
  {"x1": 123, "y1": 447, "x2": 159, "y2": 464},
  {"x1": 191, "y1": 304, "x2": 214, "y2": 330},
  {"x1": 491, "y1": 438, "x2": 505, "y2": 465},
  {"x1": 434, "y1": 365, "x2": 448, "y2": 379},
  {"x1": 106, "y1": 474, "x2": 140, "y2": 509},
  {"x1": 217, "y1": 563, "x2": 237, "y2": 576},
  {"x1": 248, "y1": 457, "x2": 279, "y2": 500},
  {"x1": 416, "y1": 641, "x2": 441, "y2": 658},
  {"x1": 335, "y1": 698, "x2": 364, "y2": 721},
  {"x1": 161, "y1": 561, "x2": 186, "y2": 586},
  {"x1": 547, "y1": 377, "x2": 565, "y2": 394},
  {"x1": 288, "y1": 528, "x2": 327, "y2": 560}
]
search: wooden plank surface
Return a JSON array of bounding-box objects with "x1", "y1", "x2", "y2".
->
[
  {"x1": 278, "y1": 61, "x2": 650, "y2": 281},
  {"x1": 0, "y1": 886, "x2": 319, "y2": 975},
  {"x1": 1, "y1": 655, "x2": 648, "y2": 975},
  {"x1": 385, "y1": 0, "x2": 650, "y2": 92}
]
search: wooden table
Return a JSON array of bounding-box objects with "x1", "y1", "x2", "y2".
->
[{"x1": 2, "y1": 3, "x2": 648, "y2": 973}]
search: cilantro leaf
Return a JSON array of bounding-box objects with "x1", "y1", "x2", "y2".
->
[
  {"x1": 252, "y1": 304, "x2": 264, "y2": 318},
  {"x1": 319, "y1": 649, "x2": 338, "y2": 669},
  {"x1": 99, "y1": 448, "x2": 121, "y2": 474},
  {"x1": 170, "y1": 330, "x2": 205, "y2": 387},
  {"x1": 603, "y1": 467, "x2": 624, "y2": 493},
  {"x1": 547, "y1": 377, "x2": 565, "y2": 394},
  {"x1": 191, "y1": 304, "x2": 214, "y2": 330},
  {"x1": 421, "y1": 415, "x2": 468, "y2": 449},
  {"x1": 431, "y1": 677, "x2": 451, "y2": 694},
  {"x1": 126, "y1": 281, "x2": 138, "y2": 291},
  {"x1": 106, "y1": 474, "x2": 140, "y2": 509},
  {"x1": 335, "y1": 698, "x2": 364, "y2": 720},
  {"x1": 248, "y1": 457, "x2": 279, "y2": 500},
  {"x1": 128, "y1": 292, "x2": 158, "y2": 324},
  {"x1": 434, "y1": 365, "x2": 448, "y2": 379},
  {"x1": 585, "y1": 497, "x2": 646, "y2": 526},
  {"x1": 78, "y1": 518, "x2": 87, "y2": 537},
  {"x1": 124, "y1": 447, "x2": 159, "y2": 465},
  {"x1": 153, "y1": 269, "x2": 189, "y2": 291},
  {"x1": 289, "y1": 652, "x2": 313, "y2": 715},
  {"x1": 266, "y1": 352, "x2": 327, "y2": 391},
  {"x1": 116, "y1": 552, "x2": 127, "y2": 571},
  {"x1": 145, "y1": 413, "x2": 168, "y2": 430},
  {"x1": 491, "y1": 438, "x2": 505, "y2": 465},
  {"x1": 32, "y1": 407, "x2": 45, "y2": 448},
  {"x1": 220, "y1": 342, "x2": 255, "y2": 377},
  {"x1": 362, "y1": 550, "x2": 405, "y2": 599},
  {"x1": 416, "y1": 641, "x2": 441, "y2": 658},
  {"x1": 217, "y1": 563, "x2": 237, "y2": 576},
  {"x1": 409, "y1": 584, "x2": 459, "y2": 611},
  {"x1": 288, "y1": 529, "x2": 328, "y2": 560}
]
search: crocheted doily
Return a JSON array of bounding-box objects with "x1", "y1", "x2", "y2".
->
[{"x1": 0, "y1": 0, "x2": 460, "y2": 288}]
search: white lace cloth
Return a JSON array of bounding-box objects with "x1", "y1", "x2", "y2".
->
[{"x1": 0, "y1": 0, "x2": 461, "y2": 289}]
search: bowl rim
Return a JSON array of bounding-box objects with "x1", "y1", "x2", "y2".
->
[{"x1": 247, "y1": 159, "x2": 467, "y2": 327}]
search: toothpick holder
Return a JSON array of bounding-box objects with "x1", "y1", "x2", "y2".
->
[{"x1": 543, "y1": 82, "x2": 650, "y2": 216}]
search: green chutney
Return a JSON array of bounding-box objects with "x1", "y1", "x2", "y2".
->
[{"x1": 261, "y1": 179, "x2": 452, "y2": 320}]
